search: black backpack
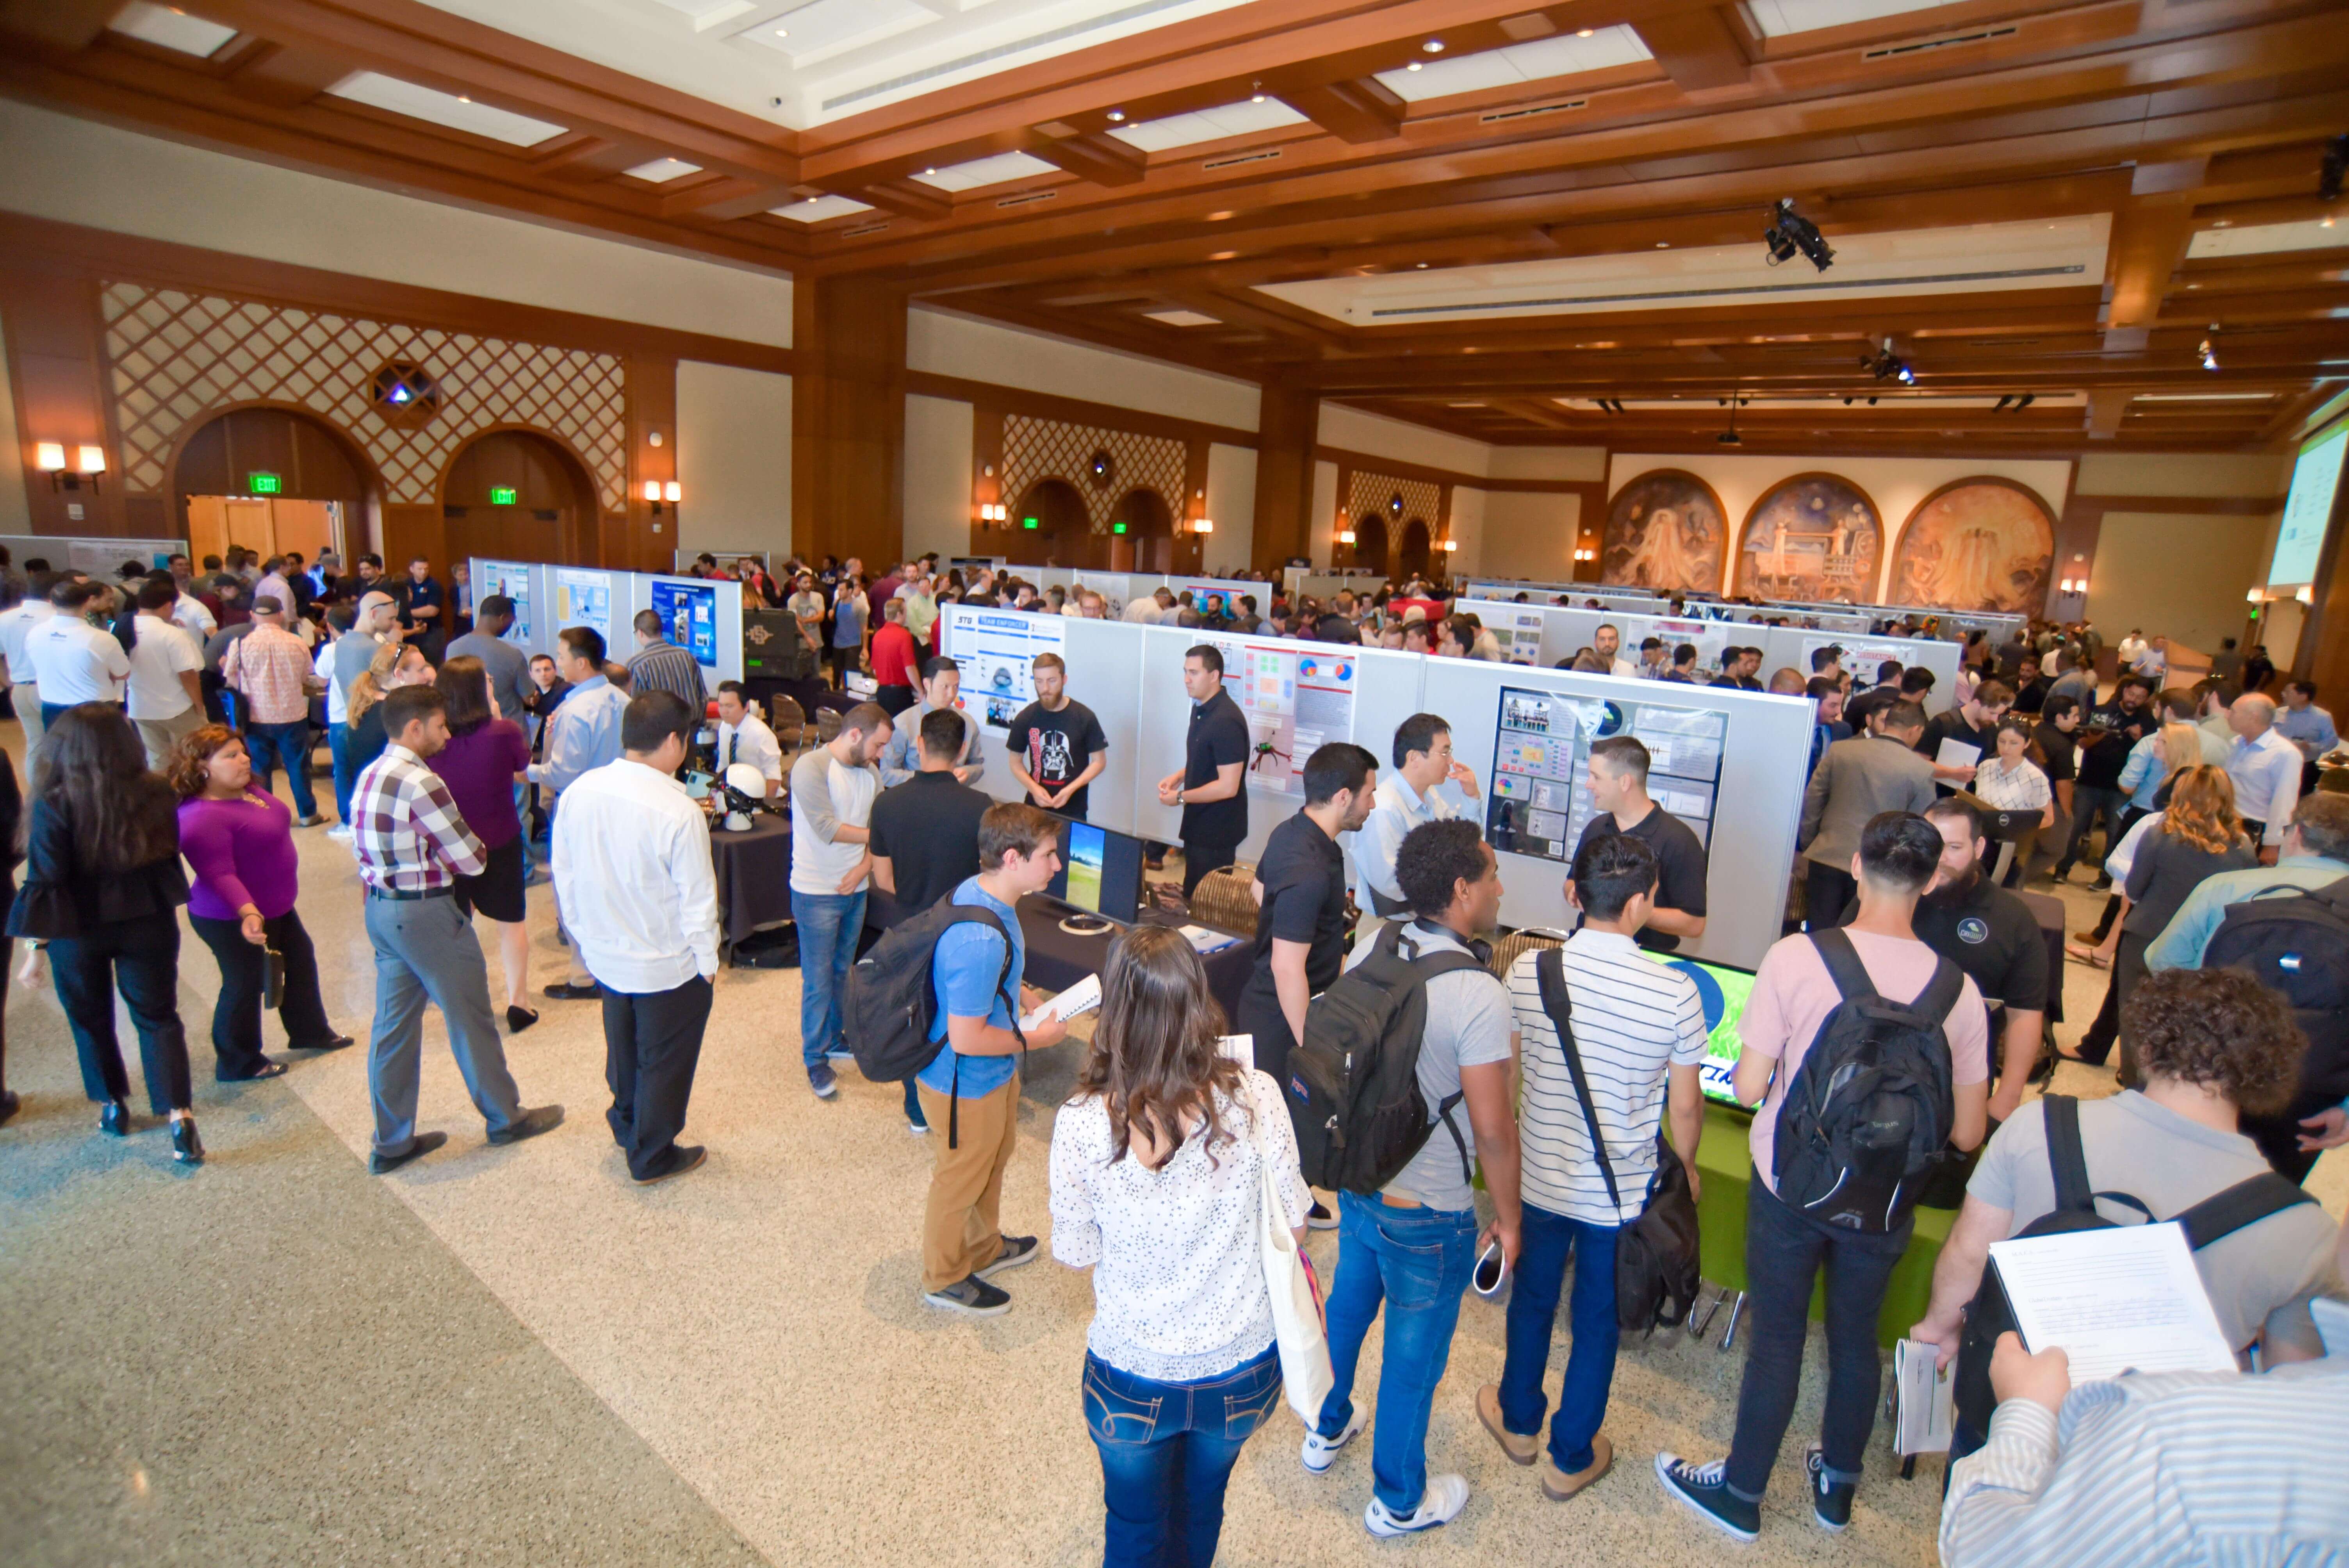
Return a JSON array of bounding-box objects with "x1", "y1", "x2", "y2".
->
[
  {"x1": 845, "y1": 902, "x2": 1022, "y2": 1147},
  {"x1": 1953, "y1": 1095, "x2": 2315, "y2": 1442},
  {"x1": 1285, "y1": 920, "x2": 1492, "y2": 1194},
  {"x1": 2202, "y1": 876, "x2": 2349, "y2": 1103},
  {"x1": 1772, "y1": 928, "x2": 1963, "y2": 1234},
  {"x1": 1533, "y1": 948, "x2": 1702, "y2": 1332}
]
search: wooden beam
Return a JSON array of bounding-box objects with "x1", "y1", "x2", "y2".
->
[
  {"x1": 1272, "y1": 78, "x2": 1405, "y2": 145},
  {"x1": 1021, "y1": 128, "x2": 1148, "y2": 187},
  {"x1": 853, "y1": 180, "x2": 956, "y2": 222},
  {"x1": 2087, "y1": 390, "x2": 2132, "y2": 438},
  {"x1": 665, "y1": 178, "x2": 803, "y2": 221},
  {"x1": 0, "y1": 0, "x2": 119, "y2": 52},
  {"x1": 225, "y1": 41, "x2": 354, "y2": 109},
  {"x1": 2105, "y1": 197, "x2": 2199, "y2": 329},
  {"x1": 1631, "y1": 5, "x2": 1756, "y2": 94}
]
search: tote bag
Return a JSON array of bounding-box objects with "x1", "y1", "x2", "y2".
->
[{"x1": 1247, "y1": 1071, "x2": 1333, "y2": 1423}]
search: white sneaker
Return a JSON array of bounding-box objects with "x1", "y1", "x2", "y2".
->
[
  {"x1": 1365, "y1": 1474, "x2": 1470, "y2": 1538},
  {"x1": 326, "y1": 825, "x2": 354, "y2": 842},
  {"x1": 1301, "y1": 1406, "x2": 1366, "y2": 1474}
]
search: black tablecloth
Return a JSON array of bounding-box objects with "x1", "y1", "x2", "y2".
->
[
  {"x1": 711, "y1": 814, "x2": 793, "y2": 950},
  {"x1": 1018, "y1": 898, "x2": 1255, "y2": 1023},
  {"x1": 2019, "y1": 888, "x2": 2066, "y2": 1025}
]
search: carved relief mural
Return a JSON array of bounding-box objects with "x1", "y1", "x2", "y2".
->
[
  {"x1": 1602, "y1": 470, "x2": 1727, "y2": 593},
  {"x1": 1735, "y1": 474, "x2": 1883, "y2": 602},
  {"x1": 1891, "y1": 478, "x2": 2057, "y2": 611}
]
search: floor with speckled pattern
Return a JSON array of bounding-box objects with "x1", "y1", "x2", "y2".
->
[{"x1": 3, "y1": 722, "x2": 2340, "y2": 1568}]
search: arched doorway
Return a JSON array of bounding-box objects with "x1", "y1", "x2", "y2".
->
[
  {"x1": 1008, "y1": 478, "x2": 1092, "y2": 568},
  {"x1": 1109, "y1": 487, "x2": 1177, "y2": 573},
  {"x1": 442, "y1": 428, "x2": 597, "y2": 567},
  {"x1": 1353, "y1": 513, "x2": 1388, "y2": 579},
  {"x1": 171, "y1": 404, "x2": 376, "y2": 570},
  {"x1": 1399, "y1": 518, "x2": 1432, "y2": 582}
]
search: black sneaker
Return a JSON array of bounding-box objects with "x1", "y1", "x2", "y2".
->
[
  {"x1": 1306, "y1": 1199, "x2": 1338, "y2": 1231},
  {"x1": 488, "y1": 1105, "x2": 565, "y2": 1145},
  {"x1": 924, "y1": 1274, "x2": 1012, "y2": 1317},
  {"x1": 976, "y1": 1235, "x2": 1039, "y2": 1280},
  {"x1": 1805, "y1": 1444, "x2": 1853, "y2": 1532},
  {"x1": 1655, "y1": 1452, "x2": 1760, "y2": 1542}
]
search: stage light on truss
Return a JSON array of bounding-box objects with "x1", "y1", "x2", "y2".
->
[{"x1": 1763, "y1": 198, "x2": 1834, "y2": 272}]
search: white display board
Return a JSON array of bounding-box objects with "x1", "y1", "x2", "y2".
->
[
  {"x1": 944, "y1": 606, "x2": 1068, "y2": 732},
  {"x1": 3, "y1": 535, "x2": 189, "y2": 574},
  {"x1": 941, "y1": 605, "x2": 1816, "y2": 968},
  {"x1": 1464, "y1": 579, "x2": 2011, "y2": 640},
  {"x1": 469, "y1": 558, "x2": 542, "y2": 653},
  {"x1": 549, "y1": 567, "x2": 616, "y2": 650}
]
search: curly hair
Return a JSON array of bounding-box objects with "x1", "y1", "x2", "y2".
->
[
  {"x1": 2121, "y1": 967, "x2": 2304, "y2": 1115},
  {"x1": 163, "y1": 723, "x2": 244, "y2": 799},
  {"x1": 2160, "y1": 765, "x2": 2242, "y2": 856}
]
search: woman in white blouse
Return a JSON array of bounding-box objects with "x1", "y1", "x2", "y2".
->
[
  {"x1": 1050, "y1": 925, "x2": 1310, "y2": 1568},
  {"x1": 1973, "y1": 717, "x2": 2053, "y2": 885}
]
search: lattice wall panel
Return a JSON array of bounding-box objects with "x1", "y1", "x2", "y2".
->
[
  {"x1": 1345, "y1": 470, "x2": 1444, "y2": 551},
  {"x1": 1002, "y1": 414, "x2": 1185, "y2": 532},
  {"x1": 101, "y1": 283, "x2": 628, "y2": 511}
]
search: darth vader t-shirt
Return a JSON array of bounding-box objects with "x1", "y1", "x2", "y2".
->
[{"x1": 1006, "y1": 697, "x2": 1108, "y2": 820}]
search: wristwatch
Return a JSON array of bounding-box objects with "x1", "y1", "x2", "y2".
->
[{"x1": 1175, "y1": 785, "x2": 1186, "y2": 805}]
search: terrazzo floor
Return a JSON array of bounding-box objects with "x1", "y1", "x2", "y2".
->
[{"x1": 3, "y1": 722, "x2": 2341, "y2": 1568}]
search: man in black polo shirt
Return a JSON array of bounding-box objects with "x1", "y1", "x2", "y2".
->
[
  {"x1": 1886, "y1": 798, "x2": 2050, "y2": 1126},
  {"x1": 1568, "y1": 734, "x2": 1707, "y2": 952},
  {"x1": 2054, "y1": 675, "x2": 2157, "y2": 885},
  {"x1": 1918, "y1": 679, "x2": 2014, "y2": 796},
  {"x1": 1156, "y1": 644, "x2": 1250, "y2": 896},
  {"x1": 869, "y1": 708, "x2": 994, "y2": 1135},
  {"x1": 1237, "y1": 741, "x2": 1378, "y2": 1229},
  {"x1": 1005, "y1": 651, "x2": 1107, "y2": 821}
]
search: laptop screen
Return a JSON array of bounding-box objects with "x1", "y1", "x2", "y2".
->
[
  {"x1": 1045, "y1": 820, "x2": 1146, "y2": 926},
  {"x1": 1654, "y1": 956, "x2": 1757, "y2": 1108}
]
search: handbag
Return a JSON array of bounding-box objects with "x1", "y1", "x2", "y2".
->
[
  {"x1": 1244, "y1": 1069, "x2": 1333, "y2": 1423},
  {"x1": 264, "y1": 945, "x2": 286, "y2": 1011}
]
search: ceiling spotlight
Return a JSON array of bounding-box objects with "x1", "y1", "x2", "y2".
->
[
  {"x1": 1861, "y1": 342, "x2": 1911, "y2": 383},
  {"x1": 1763, "y1": 197, "x2": 1834, "y2": 272},
  {"x1": 1106, "y1": 109, "x2": 1125, "y2": 122},
  {"x1": 1577, "y1": 26, "x2": 1595, "y2": 36},
  {"x1": 2199, "y1": 338, "x2": 2220, "y2": 371},
  {"x1": 1251, "y1": 79, "x2": 1264, "y2": 103},
  {"x1": 2321, "y1": 133, "x2": 2348, "y2": 201},
  {"x1": 1406, "y1": 60, "x2": 1422, "y2": 70},
  {"x1": 1718, "y1": 395, "x2": 1745, "y2": 445},
  {"x1": 1423, "y1": 38, "x2": 1445, "y2": 52}
]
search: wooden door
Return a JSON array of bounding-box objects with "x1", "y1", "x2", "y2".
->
[{"x1": 268, "y1": 499, "x2": 337, "y2": 562}]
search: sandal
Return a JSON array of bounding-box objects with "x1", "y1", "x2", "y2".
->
[{"x1": 2064, "y1": 944, "x2": 2110, "y2": 968}]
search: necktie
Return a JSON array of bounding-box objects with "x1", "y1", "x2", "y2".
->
[{"x1": 726, "y1": 730, "x2": 738, "y2": 771}]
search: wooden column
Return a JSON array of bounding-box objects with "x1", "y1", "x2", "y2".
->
[
  {"x1": 1249, "y1": 383, "x2": 1317, "y2": 572},
  {"x1": 1, "y1": 262, "x2": 130, "y2": 536},
  {"x1": 792, "y1": 276, "x2": 906, "y2": 569},
  {"x1": 623, "y1": 354, "x2": 678, "y2": 573}
]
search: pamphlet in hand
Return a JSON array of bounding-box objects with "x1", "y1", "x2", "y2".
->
[
  {"x1": 1935, "y1": 738, "x2": 1983, "y2": 772},
  {"x1": 1218, "y1": 1033, "x2": 1253, "y2": 1066},
  {"x1": 1019, "y1": 972, "x2": 1101, "y2": 1033},
  {"x1": 1987, "y1": 1221, "x2": 2239, "y2": 1383},
  {"x1": 1180, "y1": 923, "x2": 1242, "y2": 954},
  {"x1": 1892, "y1": 1338, "x2": 1955, "y2": 1456}
]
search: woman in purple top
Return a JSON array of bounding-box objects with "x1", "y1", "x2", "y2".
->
[
  {"x1": 434, "y1": 655, "x2": 537, "y2": 1033},
  {"x1": 168, "y1": 725, "x2": 351, "y2": 1079}
]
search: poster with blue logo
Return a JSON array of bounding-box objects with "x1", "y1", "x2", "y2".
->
[
  {"x1": 650, "y1": 579, "x2": 719, "y2": 668},
  {"x1": 941, "y1": 605, "x2": 1066, "y2": 731}
]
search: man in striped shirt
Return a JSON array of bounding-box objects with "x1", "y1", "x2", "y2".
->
[
  {"x1": 353, "y1": 684, "x2": 562, "y2": 1174},
  {"x1": 1482, "y1": 833, "x2": 1707, "y2": 1502},
  {"x1": 626, "y1": 608, "x2": 709, "y2": 713}
]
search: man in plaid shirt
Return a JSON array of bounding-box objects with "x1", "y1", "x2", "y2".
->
[
  {"x1": 221, "y1": 594, "x2": 326, "y2": 825},
  {"x1": 352, "y1": 684, "x2": 562, "y2": 1174}
]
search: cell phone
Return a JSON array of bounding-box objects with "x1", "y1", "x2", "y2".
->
[
  {"x1": 683, "y1": 770, "x2": 713, "y2": 800},
  {"x1": 1473, "y1": 1240, "x2": 1508, "y2": 1298}
]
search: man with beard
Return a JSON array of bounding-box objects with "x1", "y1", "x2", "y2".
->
[{"x1": 1856, "y1": 797, "x2": 2048, "y2": 1127}]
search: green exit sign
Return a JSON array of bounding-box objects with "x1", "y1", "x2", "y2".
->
[
  {"x1": 1023, "y1": 516, "x2": 1039, "y2": 529},
  {"x1": 248, "y1": 472, "x2": 282, "y2": 495},
  {"x1": 489, "y1": 486, "x2": 518, "y2": 506},
  {"x1": 1112, "y1": 522, "x2": 1128, "y2": 535}
]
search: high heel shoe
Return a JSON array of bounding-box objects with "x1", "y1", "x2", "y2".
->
[
  {"x1": 170, "y1": 1117, "x2": 204, "y2": 1165},
  {"x1": 506, "y1": 1005, "x2": 540, "y2": 1034},
  {"x1": 99, "y1": 1100, "x2": 130, "y2": 1137}
]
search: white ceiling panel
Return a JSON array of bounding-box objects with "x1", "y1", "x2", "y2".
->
[
  {"x1": 1144, "y1": 308, "x2": 1220, "y2": 326},
  {"x1": 743, "y1": 0, "x2": 948, "y2": 66},
  {"x1": 913, "y1": 150, "x2": 1060, "y2": 191},
  {"x1": 109, "y1": 0, "x2": 240, "y2": 58},
  {"x1": 768, "y1": 193, "x2": 876, "y2": 222},
  {"x1": 622, "y1": 157, "x2": 704, "y2": 183},
  {"x1": 1109, "y1": 95, "x2": 1308, "y2": 152},
  {"x1": 328, "y1": 71, "x2": 567, "y2": 146},
  {"x1": 2187, "y1": 218, "x2": 2347, "y2": 259},
  {"x1": 1745, "y1": 0, "x2": 1970, "y2": 37},
  {"x1": 1373, "y1": 26, "x2": 1652, "y2": 102}
]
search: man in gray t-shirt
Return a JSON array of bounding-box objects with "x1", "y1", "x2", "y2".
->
[
  {"x1": 444, "y1": 594, "x2": 533, "y2": 721},
  {"x1": 1307, "y1": 821, "x2": 1521, "y2": 1535}
]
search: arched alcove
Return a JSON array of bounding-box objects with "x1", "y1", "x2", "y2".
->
[
  {"x1": 441, "y1": 426, "x2": 599, "y2": 567},
  {"x1": 1109, "y1": 486, "x2": 1176, "y2": 572},
  {"x1": 1353, "y1": 513, "x2": 1388, "y2": 578},
  {"x1": 1009, "y1": 478, "x2": 1091, "y2": 568},
  {"x1": 170, "y1": 403, "x2": 380, "y2": 567},
  {"x1": 1399, "y1": 517, "x2": 1432, "y2": 582}
]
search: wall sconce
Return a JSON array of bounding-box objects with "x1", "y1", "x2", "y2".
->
[
  {"x1": 2246, "y1": 587, "x2": 2266, "y2": 604},
  {"x1": 1573, "y1": 545, "x2": 1596, "y2": 563},
  {"x1": 36, "y1": 442, "x2": 106, "y2": 492},
  {"x1": 2297, "y1": 584, "x2": 2314, "y2": 605},
  {"x1": 642, "y1": 479, "x2": 680, "y2": 515},
  {"x1": 976, "y1": 502, "x2": 1007, "y2": 525},
  {"x1": 1336, "y1": 527, "x2": 1356, "y2": 545},
  {"x1": 664, "y1": 480, "x2": 681, "y2": 503},
  {"x1": 1192, "y1": 517, "x2": 1214, "y2": 535},
  {"x1": 1440, "y1": 538, "x2": 1459, "y2": 553},
  {"x1": 2058, "y1": 576, "x2": 2088, "y2": 595}
]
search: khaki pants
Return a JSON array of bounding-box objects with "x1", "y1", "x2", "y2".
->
[
  {"x1": 134, "y1": 705, "x2": 206, "y2": 772},
  {"x1": 916, "y1": 1073, "x2": 1019, "y2": 1291},
  {"x1": 13, "y1": 680, "x2": 42, "y2": 761}
]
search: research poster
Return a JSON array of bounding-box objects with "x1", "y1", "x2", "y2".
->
[
  {"x1": 475, "y1": 559, "x2": 534, "y2": 644},
  {"x1": 551, "y1": 568, "x2": 612, "y2": 645},
  {"x1": 650, "y1": 579, "x2": 720, "y2": 667},
  {"x1": 1490, "y1": 608, "x2": 1547, "y2": 665},
  {"x1": 1201, "y1": 636, "x2": 1358, "y2": 796},
  {"x1": 945, "y1": 607, "x2": 1067, "y2": 731},
  {"x1": 1803, "y1": 635, "x2": 1909, "y2": 682},
  {"x1": 1486, "y1": 685, "x2": 1730, "y2": 861}
]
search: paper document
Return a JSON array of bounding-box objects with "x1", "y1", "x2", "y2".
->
[
  {"x1": 1019, "y1": 973, "x2": 1101, "y2": 1032},
  {"x1": 1892, "y1": 1338, "x2": 1954, "y2": 1456},
  {"x1": 1180, "y1": 923, "x2": 1242, "y2": 954},
  {"x1": 1935, "y1": 738, "x2": 1983, "y2": 771},
  {"x1": 1987, "y1": 1222, "x2": 2239, "y2": 1383},
  {"x1": 1217, "y1": 1033, "x2": 1253, "y2": 1066}
]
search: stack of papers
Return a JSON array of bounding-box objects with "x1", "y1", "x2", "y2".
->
[
  {"x1": 1180, "y1": 924, "x2": 1242, "y2": 954},
  {"x1": 1987, "y1": 1222, "x2": 2240, "y2": 1382},
  {"x1": 1892, "y1": 1339, "x2": 1954, "y2": 1455}
]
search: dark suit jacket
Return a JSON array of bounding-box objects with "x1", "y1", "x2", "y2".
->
[{"x1": 1800, "y1": 734, "x2": 1938, "y2": 870}]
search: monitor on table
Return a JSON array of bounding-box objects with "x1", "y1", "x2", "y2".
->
[
  {"x1": 1045, "y1": 820, "x2": 1146, "y2": 927},
  {"x1": 1652, "y1": 955, "x2": 1758, "y2": 1109}
]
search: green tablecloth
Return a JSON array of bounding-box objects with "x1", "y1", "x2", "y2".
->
[{"x1": 1694, "y1": 1102, "x2": 1953, "y2": 1349}]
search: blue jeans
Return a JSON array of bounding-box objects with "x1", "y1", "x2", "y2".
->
[
  {"x1": 1087, "y1": 1346, "x2": 1282, "y2": 1568},
  {"x1": 245, "y1": 719, "x2": 317, "y2": 818},
  {"x1": 1496, "y1": 1201, "x2": 1621, "y2": 1473},
  {"x1": 329, "y1": 721, "x2": 355, "y2": 824},
  {"x1": 789, "y1": 889, "x2": 864, "y2": 1070},
  {"x1": 1315, "y1": 1191, "x2": 1479, "y2": 1513}
]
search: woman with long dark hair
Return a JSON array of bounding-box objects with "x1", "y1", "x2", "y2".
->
[
  {"x1": 169, "y1": 723, "x2": 351, "y2": 1078},
  {"x1": 432, "y1": 654, "x2": 536, "y2": 1031},
  {"x1": 1050, "y1": 925, "x2": 1308, "y2": 1568},
  {"x1": 7, "y1": 703, "x2": 202, "y2": 1162}
]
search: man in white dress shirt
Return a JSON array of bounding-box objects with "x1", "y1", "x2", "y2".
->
[
  {"x1": 551, "y1": 689, "x2": 721, "y2": 1185},
  {"x1": 712, "y1": 681, "x2": 784, "y2": 798},
  {"x1": 2226, "y1": 693, "x2": 2305, "y2": 857},
  {"x1": 124, "y1": 579, "x2": 205, "y2": 768},
  {"x1": 1351, "y1": 712, "x2": 1481, "y2": 950},
  {"x1": 0, "y1": 576, "x2": 55, "y2": 759},
  {"x1": 26, "y1": 580, "x2": 131, "y2": 726}
]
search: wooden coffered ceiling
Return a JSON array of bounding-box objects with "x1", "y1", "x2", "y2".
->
[{"x1": 4, "y1": 0, "x2": 2346, "y2": 451}]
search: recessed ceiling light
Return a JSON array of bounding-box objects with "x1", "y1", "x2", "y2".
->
[
  {"x1": 923, "y1": 167, "x2": 935, "y2": 175},
  {"x1": 457, "y1": 95, "x2": 471, "y2": 103},
  {"x1": 1423, "y1": 38, "x2": 1444, "y2": 52},
  {"x1": 1577, "y1": 27, "x2": 1594, "y2": 36},
  {"x1": 1208, "y1": 249, "x2": 1237, "y2": 260},
  {"x1": 2324, "y1": 217, "x2": 2338, "y2": 229},
  {"x1": 1107, "y1": 109, "x2": 1125, "y2": 121},
  {"x1": 773, "y1": 26, "x2": 786, "y2": 37},
  {"x1": 1406, "y1": 61, "x2": 1421, "y2": 70},
  {"x1": 1415, "y1": 261, "x2": 1428, "y2": 268},
  {"x1": 1208, "y1": 210, "x2": 1234, "y2": 221},
  {"x1": 1656, "y1": 241, "x2": 1670, "y2": 248}
]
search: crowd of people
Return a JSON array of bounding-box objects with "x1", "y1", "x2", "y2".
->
[{"x1": 3, "y1": 538, "x2": 2344, "y2": 1566}]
